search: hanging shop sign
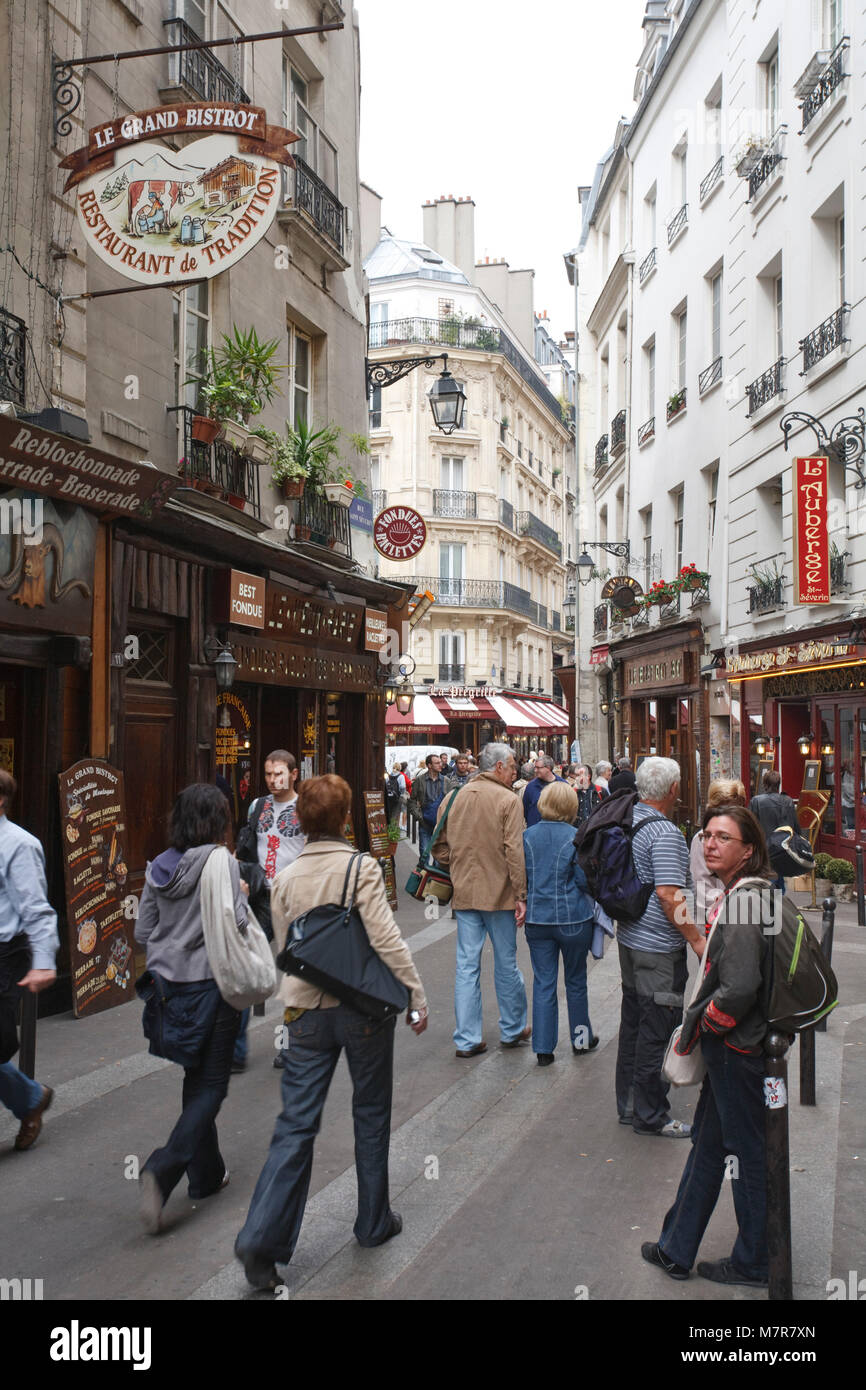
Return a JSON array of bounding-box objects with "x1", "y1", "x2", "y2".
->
[
  {"x1": 589, "y1": 646, "x2": 609, "y2": 666},
  {"x1": 265, "y1": 584, "x2": 363, "y2": 650},
  {"x1": 0, "y1": 416, "x2": 176, "y2": 518},
  {"x1": 373, "y1": 506, "x2": 427, "y2": 561},
  {"x1": 212, "y1": 568, "x2": 266, "y2": 629},
  {"x1": 364, "y1": 609, "x2": 389, "y2": 652},
  {"x1": 59, "y1": 103, "x2": 299, "y2": 286},
  {"x1": 724, "y1": 639, "x2": 865, "y2": 678},
  {"x1": 601, "y1": 575, "x2": 643, "y2": 613},
  {"x1": 792, "y1": 456, "x2": 830, "y2": 605},
  {"x1": 58, "y1": 760, "x2": 137, "y2": 1019}
]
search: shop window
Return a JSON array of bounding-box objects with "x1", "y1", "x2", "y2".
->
[
  {"x1": 818, "y1": 706, "x2": 836, "y2": 827},
  {"x1": 840, "y1": 707, "x2": 855, "y2": 839}
]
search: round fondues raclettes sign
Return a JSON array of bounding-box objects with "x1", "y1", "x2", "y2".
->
[{"x1": 373, "y1": 505, "x2": 427, "y2": 561}]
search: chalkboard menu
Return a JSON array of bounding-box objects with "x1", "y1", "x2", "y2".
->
[
  {"x1": 379, "y1": 855, "x2": 398, "y2": 912},
  {"x1": 363, "y1": 790, "x2": 398, "y2": 909},
  {"x1": 58, "y1": 759, "x2": 137, "y2": 1018}
]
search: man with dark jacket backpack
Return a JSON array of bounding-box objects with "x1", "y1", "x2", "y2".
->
[{"x1": 749, "y1": 769, "x2": 801, "y2": 891}]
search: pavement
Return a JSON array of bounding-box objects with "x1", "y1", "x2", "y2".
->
[{"x1": 1, "y1": 838, "x2": 864, "y2": 1305}]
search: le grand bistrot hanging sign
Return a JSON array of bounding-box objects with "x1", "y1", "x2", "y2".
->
[{"x1": 59, "y1": 102, "x2": 299, "y2": 285}]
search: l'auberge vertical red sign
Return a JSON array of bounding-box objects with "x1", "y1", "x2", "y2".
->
[{"x1": 792, "y1": 456, "x2": 830, "y2": 605}]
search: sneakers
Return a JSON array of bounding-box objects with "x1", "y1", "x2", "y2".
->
[
  {"x1": 641, "y1": 1241, "x2": 690, "y2": 1281},
  {"x1": 697, "y1": 1257, "x2": 768, "y2": 1288},
  {"x1": 633, "y1": 1119, "x2": 692, "y2": 1138},
  {"x1": 14, "y1": 1085, "x2": 54, "y2": 1151}
]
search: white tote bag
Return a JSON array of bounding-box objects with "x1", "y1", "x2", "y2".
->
[
  {"x1": 662, "y1": 916, "x2": 720, "y2": 1088},
  {"x1": 200, "y1": 846, "x2": 276, "y2": 1010}
]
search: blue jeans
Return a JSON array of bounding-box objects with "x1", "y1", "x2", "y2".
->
[
  {"x1": 236, "y1": 1004, "x2": 397, "y2": 1262},
  {"x1": 0, "y1": 1061, "x2": 42, "y2": 1119},
  {"x1": 453, "y1": 909, "x2": 527, "y2": 1051},
  {"x1": 615, "y1": 943, "x2": 687, "y2": 1131},
  {"x1": 659, "y1": 1033, "x2": 768, "y2": 1279},
  {"x1": 143, "y1": 997, "x2": 240, "y2": 1201},
  {"x1": 525, "y1": 920, "x2": 593, "y2": 1053},
  {"x1": 418, "y1": 823, "x2": 441, "y2": 866},
  {"x1": 233, "y1": 1008, "x2": 250, "y2": 1064}
]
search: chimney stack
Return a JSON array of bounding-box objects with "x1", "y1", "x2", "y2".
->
[{"x1": 421, "y1": 195, "x2": 476, "y2": 282}]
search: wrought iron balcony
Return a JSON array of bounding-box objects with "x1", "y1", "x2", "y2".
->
[
  {"x1": 499, "y1": 498, "x2": 514, "y2": 530},
  {"x1": 595, "y1": 434, "x2": 609, "y2": 473},
  {"x1": 800, "y1": 39, "x2": 848, "y2": 131},
  {"x1": 0, "y1": 307, "x2": 26, "y2": 408},
  {"x1": 747, "y1": 128, "x2": 785, "y2": 202},
  {"x1": 366, "y1": 318, "x2": 564, "y2": 420},
  {"x1": 438, "y1": 664, "x2": 466, "y2": 684},
  {"x1": 291, "y1": 156, "x2": 344, "y2": 254},
  {"x1": 746, "y1": 358, "x2": 785, "y2": 415},
  {"x1": 637, "y1": 416, "x2": 655, "y2": 447},
  {"x1": 698, "y1": 356, "x2": 723, "y2": 395},
  {"x1": 800, "y1": 305, "x2": 849, "y2": 373},
  {"x1": 594, "y1": 604, "x2": 608, "y2": 637},
  {"x1": 176, "y1": 406, "x2": 260, "y2": 516},
  {"x1": 748, "y1": 576, "x2": 784, "y2": 614},
  {"x1": 162, "y1": 18, "x2": 250, "y2": 103},
  {"x1": 639, "y1": 248, "x2": 657, "y2": 285},
  {"x1": 666, "y1": 389, "x2": 687, "y2": 422},
  {"x1": 413, "y1": 577, "x2": 547, "y2": 626},
  {"x1": 551, "y1": 610, "x2": 561, "y2": 632},
  {"x1": 515, "y1": 510, "x2": 562, "y2": 558},
  {"x1": 433, "y1": 490, "x2": 477, "y2": 519},
  {"x1": 610, "y1": 408, "x2": 627, "y2": 456},
  {"x1": 699, "y1": 156, "x2": 724, "y2": 203},
  {"x1": 514, "y1": 673, "x2": 522, "y2": 688},
  {"x1": 658, "y1": 594, "x2": 681, "y2": 623},
  {"x1": 371, "y1": 490, "x2": 387, "y2": 514},
  {"x1": 667, "y1": 204, "x2": 688, "y2": 244},
  {"x1": 536, "y1": 603, "x2": 548, "y2": 628},
  {"x1": 830, "y1": 550, "x2": 849, "y2": 593},
  {"x1": 297, "y1": 484, "x2": 352, "y2": 557},
  {"x1": 516, "y1": 440, "x2": 523, "y2": 459}
]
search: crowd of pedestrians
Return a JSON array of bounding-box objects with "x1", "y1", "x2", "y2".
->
[{"x1": 4, "y1": 725, "x2": 800, "y2": 1296}]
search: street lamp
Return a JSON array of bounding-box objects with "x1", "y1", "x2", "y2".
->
[
  {"x1": 203, "y1": 635, "x2": 238, "y2": 692},
  {"x1": 382, "y1": 655, "x2": 417, "y2": 717},
  {"x1": 576, "y1": 550, "x2": 596, "y2": 586},
  {"x1": 577, "y1": 540, "x2": 632, "y2": 585},
  {"x1": 366, "y1": 352, "x2": 466, "y2": 435}
]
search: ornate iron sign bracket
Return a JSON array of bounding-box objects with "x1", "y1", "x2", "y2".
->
[
  {"x1": 780, "y1": 407, "x2": 866, "y2": 488},
  {"x1": 366, "y1": 354, "x2": 447, "y2": 392},
  {"x1": 52, "y1": 56, "x2": 82, "y2": 142}
]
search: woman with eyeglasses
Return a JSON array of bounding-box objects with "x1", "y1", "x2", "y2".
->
[
  {"x1": 641, "y1": 803, "x2": 774, "y2": 1290},
  {"x1": 688, "y1": 779, "x2": 747, "y2": 925}
]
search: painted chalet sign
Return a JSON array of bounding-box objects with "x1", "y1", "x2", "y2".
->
[{"x1": 59, "y1": 103, "x2": 299, "y2": 285}]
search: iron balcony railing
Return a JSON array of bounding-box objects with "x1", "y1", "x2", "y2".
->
[
  {"x1": 746, "y1": 357, "x2": 785, "y2": 415},
  {"x1": 176, "y1": 406, "x2": 260, "y2": 516},
  {"x1": 163, "y1": 18, "x2": 250, "y2": 103},
  {"x1": 594, "y1": 604, "x2": 608, "y2": 637},
  {"x1": 517, "y1": 440, "x2": 523, "y2": 459},
  {"x1": 698, "y1": 356, "x2": 723, "y2": 395},
  {"x1": 371, "y1": 490, "x2": 387, "y2": 514},
  {"x1": 595, "y1": 434, "x2": 609, "y2": 473},
  {"x1": 515, "y1": 510, "x2": 562, "y2": 558},
  {"x1": 499, "y1": 498, "x2": 514, "y2": 530},
  {"x1": 414, "y1": 576, "x2": 548, "y2": 627},
  {"x1": 514, "y1": 673, "x2": 522, "y2": 688},
  {"x1": 367, "y1": 318, "x2": 563, "y2": 420},
  {"x1": 551, "y1": 610, "x2": 561, "y2": 632},
  {"x1": 830, "y1": 550, "x2": 849, "y2": 593},
  {"x1": 0, "y1": 307, "x2": 26, "y2": 408},
  {"x1": 639, "y1": 247, "x2": 657, "y2": 284},
  {"x1": 699, "y1": 155, "x2": 724, "y2": 202},
  {"x1": 659, "y1": 594, "x2": 681, "y2": 622},
  {"x1": 800, "y1": 39, "x2": 848, "y2": 131},
  {"x1": 748, "y1": 127, "x2": 785, "y2": 201},
  {"x1": 537, "y1": 603, "x2": 548, "y2": 628},
  {"x1": 610, "y1": 408, "x2": 627, "y2": 455},
  {"x1": 293, "y1": 156, "x2": 344, "y2": 253},
  {"x1": 666, "y1": 389, "x2": 687, "y2": 422},
  {"x1": 298, "y1": 484, "x2": 352, "y2": 556},
  {"x1": 667, "y1": 204, "x2": 688, "y2": 243},
  {"x1": 438, "y1": 664, "x2": 465, "y2": 684},
  {"x1": 801, "y1": 305, "x2": 849, "y2": 373},
  {"x1": 637, "y1": 416, "x2": 655, "y2": 446},
  {"x1": 433, "y1": 489, "x2": 476, "y2": 519},
  {"x1": 748, "y1": 576, "x2": 784, "y2": 613}
]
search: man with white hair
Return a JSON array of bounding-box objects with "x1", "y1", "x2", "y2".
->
[
  {"x1": 615, "y1": 757, "x2": 704, "y2": 1137},
  {"x1": 594, "y1": 761, "x2": 613, "y2": 795},
  {"x1": 433, "y1": 743, "x2": 530, "y2": 1057}
]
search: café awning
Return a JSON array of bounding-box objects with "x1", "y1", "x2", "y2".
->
[
  {"x1": 385, "y1": 694, "x2": 448, "y2": 731},
  {"x1": 510, "y1": 698, "x2": 570, "y2": 731},
  {"x1": 485, "y1": 694, "x2": 537, "y2": 730}
]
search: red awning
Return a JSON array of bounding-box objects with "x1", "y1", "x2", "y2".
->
[{"x1": 385, "y1": 694, "x2": 448, "y2": 731}]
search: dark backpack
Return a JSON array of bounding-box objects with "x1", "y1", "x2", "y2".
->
[
  {"x1": 573, "y1": 791, "x2": 667, "y2": 924},
  {"x1": 732, "y1": 877, "x2": 838, "y2": 1034},
  {"x1": 236, "y1": 796, "x2": 265, "y2": 863},
  {"x1": 387, "y1": 773, "x2": 403, "y2": 800}
]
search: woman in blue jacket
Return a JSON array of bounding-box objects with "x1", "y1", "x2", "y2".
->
[{"x1": 523, "y1": 782, "x2": 597, "y2": 1066}]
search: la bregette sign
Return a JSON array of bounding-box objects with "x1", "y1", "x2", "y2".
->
[
  {"x1": 59, "y1": 103, "x2": 298, "y2": 286},
  {"x1": 792, "y1": 456, "x2": 830, "y2": 605}
]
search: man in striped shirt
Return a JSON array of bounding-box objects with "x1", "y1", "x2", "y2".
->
[{"x1": 615, "y1": 758, "x2": 705, "y2": 1137}]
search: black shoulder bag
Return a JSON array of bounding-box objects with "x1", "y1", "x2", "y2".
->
[{"x1": 275, "y1": 852, "x2": 410, "y2": 1019}]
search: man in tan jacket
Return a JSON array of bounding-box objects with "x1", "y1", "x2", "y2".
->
[{"x1": 434, "y1": 742, "x2": 529, "y2": 1058}]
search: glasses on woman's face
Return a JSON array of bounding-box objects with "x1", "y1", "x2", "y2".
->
[{"x1": 699, "y1": 830, "x2": 745, "y2": 845}]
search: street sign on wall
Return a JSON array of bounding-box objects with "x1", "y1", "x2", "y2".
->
[{"x1": 792, "y1": 456, "x2": 830, "y2": 604}]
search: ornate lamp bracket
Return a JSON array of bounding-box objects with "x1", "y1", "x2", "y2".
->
[
  {"x1": 52, "y1": 55, "x2": 83, "y2": 142},
  {"x1": 780, "y1": 407, "x2": 866, "y2": 489},
  {"x1": 366, "y1": 354, "x2": 447, "y2": 392}
]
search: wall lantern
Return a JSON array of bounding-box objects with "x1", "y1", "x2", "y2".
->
[
  {"x1": 820, "y1": 737, "x2": 835, "y2": 756},
  {"x1": 427, "y1": 361, "x2": 467, "y2": 434},
  {"x1": 797, "y1": 733, "x2": 812, "y2": 756},
  {"x1": 203, "y1": 635, "x2": 237, "y2": 693}
]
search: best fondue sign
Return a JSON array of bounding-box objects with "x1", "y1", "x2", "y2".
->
[
  {"x1": 59, "y1": 103, "x2": 299, "y2": 285},
  {"x1": 373, "y1": 505, "x2": 427, "y2": 561}
]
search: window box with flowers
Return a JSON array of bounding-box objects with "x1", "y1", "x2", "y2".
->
[
  {"x1": 676, "y1": 563, "x2": 710, "y2": 592},
  {"x1": 666, "y1": 389, "x2": 687, "y2": 423},
  {"x1": 640, "y1": 580, "x2": 679, "y2": 607}
]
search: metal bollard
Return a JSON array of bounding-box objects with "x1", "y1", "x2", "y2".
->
[
  {"x1": 18, "y1": 991, "x2": 38, "y2": 1079},
  {"x1": 765, "y1": 1031, "x2": 793, "y2": 1301},
  {"x1": 856, "y1": 845, "x2": 865, "y2": 928},
  {"x1": 799, "y1": 1028, "x2": 815, "y2": 1106},
  {"x1": 816, "y1": 897, "x2": 836, "y2": 1033}
]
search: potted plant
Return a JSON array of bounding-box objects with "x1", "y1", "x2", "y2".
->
[
  {"x1": 676, "y1": 562, "x2": 710, "y2": 592},
  {"x1": 813, "y1": 851, "x2": 833, "y2": 900},
  {"x1": 189, "y1": 326, "x2": 285, "y2": 454},
  {"x1": 385, "y1": 820, "x2": 401, "y2": 854},
  {"x1": 734, "y1": 135, "x2": 765, "y2": 177},
  {"x1": 253, "y1": 427, "x2": 307, "y2": 497},
  {"x1": 643, "y1": 579, "x2": 678, "y2": 606},
  {"x1": 826, "y1": 857, "x2": 854, "y2": 902},
  {"x1": 666, "y1": 389, "x2": 686, "y2": 420}
]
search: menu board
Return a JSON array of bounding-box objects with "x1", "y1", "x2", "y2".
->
[
  {"x1": 58, "y1": 760, "x2": 137, "y2": 1018},
  {"x1": 363, "y1": 791, "x2": 397, "y2": 909},
  {"x1": 379, "y1": 855, "x2": 398, "y2": 911}
]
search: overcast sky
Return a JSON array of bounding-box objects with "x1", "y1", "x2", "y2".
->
[{"x1": 356, "y1": 0, "x2": 649, "y2": 342}]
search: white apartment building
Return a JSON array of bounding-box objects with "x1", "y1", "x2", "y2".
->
[
  {"x1": 363, "y1": 194, "x2": 574, "y2": 758},
  {"x1": 574, "y1": 0, "x2": 864, "y2": 857}
]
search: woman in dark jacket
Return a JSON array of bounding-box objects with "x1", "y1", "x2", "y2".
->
[
  {"x1": 134, "y1": 784, "x2": 246, "y2": 1234},
  {"x1": 523, "y1": 781, "x2": 597, "y2": 1066},
  {"x1": 642, "y1": 804, "x2": 774, "y2": 1288}
]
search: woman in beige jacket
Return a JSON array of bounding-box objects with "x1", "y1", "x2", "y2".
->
[{"x1": 235, "y1": 774, "x2": 427, "y2": 1291}]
